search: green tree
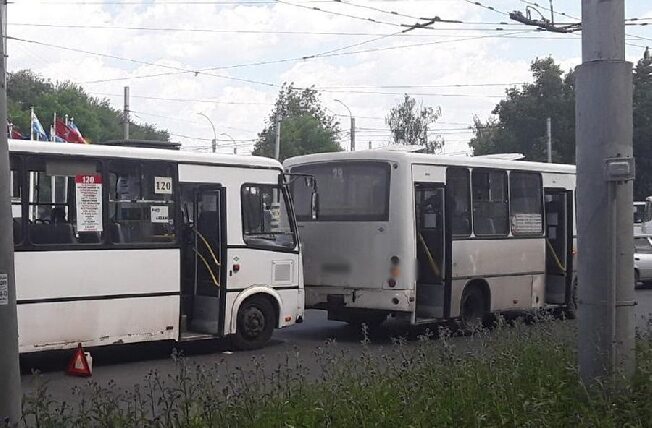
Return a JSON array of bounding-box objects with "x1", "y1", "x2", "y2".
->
[
  {"x1": 469, "y1": 57, "x2": 576, "y2": 163},
  {"x1": 7, "y1": 70, "x2": 169, "y2": 143},
  {"x1": 386, "y1": 94, "x2": 442, "y2": 153},
  {"x1": 252, "y1": 83, "x2": 341, "y2": 161},
  {"x1": 633, "y1": 48, "x2": 652, "y2": 199}
]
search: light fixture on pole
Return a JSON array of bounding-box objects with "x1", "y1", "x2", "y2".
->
[
  {"x1": 220, "y1": 132, "x2": 237, "y2": 154},
  {"x1": 197, "y1": 112, "x2": 217, "y2": 153},
  {"x1": 334, "y1": 99, "x2": 355, "y2": 151}
]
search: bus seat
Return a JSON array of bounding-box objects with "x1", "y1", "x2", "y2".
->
[
  {"x1": 29, "y1": 223, "x2": 76, "y2": 245},
  {"x1": 109, "y1": 222, "x2": 125, "y2": 243},
  {"x1": 77, "y1": 232, "x2": 101, "y2": 244}
]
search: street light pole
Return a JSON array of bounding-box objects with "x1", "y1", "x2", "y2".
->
[
  {"x1": 198, "y1": 113, "x2": 217, "y2": 153},
  {"x1": 220, "y1": 132, "x2": 237, "y2": 154},
  {"x1": 334, "y1": 99, "x2": 355, "y2": 151},
  {"x1": 576, "y1": 0, "x2": 635, "y2": 384},
  {"x1": 0, "y1": 2, "x2": 22, "y2": 422}
]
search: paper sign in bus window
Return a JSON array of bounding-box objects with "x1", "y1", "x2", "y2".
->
[
  {"x1": 151, "y1": 206, "x2": 169, "y2": 223},
  {"x1": 155, "y1": 177, "x2": 173, "y2": 194},
  {"x1": 75, "y1": 175, "x2": 103, "y2": 233},
  {"x1": 511, "y1": 213, "x2": 542, "y2": 235}
]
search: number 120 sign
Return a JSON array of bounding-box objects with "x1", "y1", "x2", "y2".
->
[{"x1": 155, "y1": 177, "x2": 173, "y2": 194}]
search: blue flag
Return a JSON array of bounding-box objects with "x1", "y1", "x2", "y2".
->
[{"x1": 31, "y1": 112, "x2": 48, "y2": 141}]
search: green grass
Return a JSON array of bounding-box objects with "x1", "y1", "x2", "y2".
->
[{"x1": 17, "y1": 316, "x2": 652, "y2": 427}]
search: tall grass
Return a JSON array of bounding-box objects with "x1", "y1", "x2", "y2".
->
[{"x1": 17, "y1": 316, "x2": 652, "y2": 427}]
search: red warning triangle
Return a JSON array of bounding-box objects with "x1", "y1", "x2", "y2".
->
[{"x1": 66, "y1": 343, "x2": 92, "y2": 377}]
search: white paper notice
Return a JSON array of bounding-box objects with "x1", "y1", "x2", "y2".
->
[
  {"x1": 75, "y1": 175, "x2": 103, "y2": 233},
  {"x1": 0, "y1": 274, "x2": 8, "y2": 305},
  {"x1": 151, "y1": 206, "x2": 169, "y2": 223},
  {"x1": 512, "y1": 213, "x2": 542, "y2": 235},
  {"x1": 154, "y1": 177, "x2": 173, "y2": 194}
]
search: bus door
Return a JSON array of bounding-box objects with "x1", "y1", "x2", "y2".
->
[
  {"x1": 544, "y1": 189, "x2": 574, "y2": 305},
  {"x1": 414, "y1": 183, "x2": 446, "y2": 321},
  {"x1": 181, "y1": 184, "x2": 226, "y2": 335}
]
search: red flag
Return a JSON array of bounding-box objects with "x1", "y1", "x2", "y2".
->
[
  {"x1": 55, "y1": 118, "x2": 86, "y2": 144},
  {"x1": 7, "y1": 122, "x2": 23, "y2": 139}
]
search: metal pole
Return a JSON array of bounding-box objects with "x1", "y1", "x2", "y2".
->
[
  {"x1": 123, "y1": 86, "x2": 130, "y2": 140},
  {"x1": 0, "y1": 1, "x2": 22, "y2": 422},
  {"x1": 29, "y1": 106, "x2": 34, "y2": 141},
  {"x1": 546, "y1": 117, "x2": 552, "y2": 163},
  {"x1": 197, "y1": 113, "x2": 217, "y2": 153},
  {"x1": 274, "y1": 115, "x2": 281, "y2": 160},
  {"x1": 220, "y1": 133, "x2": 236, "y2": 155},
  {"x1": 334, "y1": 99, "x2": 354, "y2": 151},
  {"x1": 576, "y1": 0, "x2": 635, "y2": 384},
  {"x1": 350, "y1": 116, "x2": 356, "y2": 152}
]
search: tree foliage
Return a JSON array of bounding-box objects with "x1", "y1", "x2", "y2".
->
[
  {"x1": 469, "y1": 57, "x2": 575, "y2": 163},
  {"x1": 469, "y1": 52, "x2": 652, "y2": 198},
  {"x1": 252, "y1": 83, "x2": 341, "y2": 161},
  {"x1": 386, "y1": 94, "x2": 442, "y2": 153},
  {"x1": 7, "y1": 70, "x2": 169, "y2": 143}
]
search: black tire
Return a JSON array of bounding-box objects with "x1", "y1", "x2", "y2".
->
[
  {"x1": 564, "y1": 277, "x2": 578, "y2": 320},
  {"x1": 460, "y1": 286, "x2": 486, "y2": 330},
  {"x1": 231, "y1": 296, "x2": 275, "y2": 351}
]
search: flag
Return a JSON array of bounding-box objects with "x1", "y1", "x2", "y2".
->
[
  {"x1": 7, "y1": 121, "x2": 23, "y2": 139},
  {"x1": 31, "y1": 111, "x2": 48, "y2": 141},
  {"x1": 55, "y1": 118, "x2": 87, "y2": 144}
]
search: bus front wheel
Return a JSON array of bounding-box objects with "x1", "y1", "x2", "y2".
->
[{"x1": 231, "y1": 296, "x2": 275, "y2": 351}]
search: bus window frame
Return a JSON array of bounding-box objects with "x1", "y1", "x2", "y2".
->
[
  {"x1": 508, "y1": 170, "x2": 544, "y2": 237},
  {"x1": 11, "y1": 153, "x2": 182, "y2": 252},
  {"x1": 291, "y1": 161, "x2": 392, "y2": 222},
  {"x1": 471, "y1": 167, "x2": 510, "y2": 238},
  {"x1": 10, "y1": 154, "x2": 25, "y2": 247},
  {"x1": 446, "y1": 166, "x2": 472, "y2": 238},
  {"x1": 240, "y1": 182, "x2": 299, "y2": 253}
]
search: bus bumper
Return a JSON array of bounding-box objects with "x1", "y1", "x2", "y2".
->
[{"x1": 305, "y1": 285, "x2": 414, "y2": 313}]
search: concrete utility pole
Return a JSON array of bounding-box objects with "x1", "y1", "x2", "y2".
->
[
  {"x1": 123, "y1": 86, "x2": 130, "y2": 140},
  {"x1": 335, "y1": 99, "x2": 355, "y2": 151},
  {"x1": 576, "y1": 0, "x2": 636, "y2": 384},
  {"x1": 197, "y1": 112, "x2": 217, "y2": 153},
  {"x1": 546, "y1": 117, "x2": 552, "y2": 163},
  {"x1": 0, "y1": 2, "x2": 22, "y2": 422},
  {"x1": 274, "y1": 115, "x2": 281, "y2": 160}
]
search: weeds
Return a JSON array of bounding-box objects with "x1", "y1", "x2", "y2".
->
[{"x1": 19, "y1": 317, "x2": 652, "y2": 427}]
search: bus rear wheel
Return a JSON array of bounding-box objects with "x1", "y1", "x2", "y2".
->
[
  {"x1": 460, "y1": 286, "x2": 486, "y2": 330},
  {"x1": 231, "y1": 296, "x2": 275, "y2": 351}
]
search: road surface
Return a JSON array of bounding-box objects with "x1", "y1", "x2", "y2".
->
[{"x1": 20, "y1": 288, "x2": 652, "y2": 402}]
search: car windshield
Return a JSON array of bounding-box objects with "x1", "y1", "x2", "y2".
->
[{"x1": 634, "y1": 237, "x2": 652, "y2": 253}]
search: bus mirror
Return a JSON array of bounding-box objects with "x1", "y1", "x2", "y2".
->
[{"x1": 311, "y1": 192, "x2": 319, "y2": 220}]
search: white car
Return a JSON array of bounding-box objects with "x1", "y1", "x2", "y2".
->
[{"x1": 634, "y1": 236, "x2": 652, "y2": 287}]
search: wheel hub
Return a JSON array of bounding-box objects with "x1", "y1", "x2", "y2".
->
[{"x1": 242, "y1": 307, "x2": 265, "y2": 338}]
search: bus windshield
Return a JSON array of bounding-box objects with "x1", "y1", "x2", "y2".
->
[{"x1": 291, "y1": 161, "x2": 390, "y2": 221}]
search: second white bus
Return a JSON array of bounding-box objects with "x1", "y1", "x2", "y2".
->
[{"x1": 286, "y1": 150, "x2": 576, "y2": 327}]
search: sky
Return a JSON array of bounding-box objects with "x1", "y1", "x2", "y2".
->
[{"x1": 6, "y1": 0, "x2": 652, "y2": 155}]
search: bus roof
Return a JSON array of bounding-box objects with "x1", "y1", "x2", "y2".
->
[
  {"x1": 284, "y1": 150, "x2": 576, "y2": 175},
  {"x1": 8, "y1": 139, "x2": 281, "y2": 170}
]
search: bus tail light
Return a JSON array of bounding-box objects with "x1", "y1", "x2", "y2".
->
[
  {"x1": 233, "y1": 263, "x2": 240, "y2": 273},
  {"x1": 388, "y1": 278, "x2": 397, "y2": 288}
]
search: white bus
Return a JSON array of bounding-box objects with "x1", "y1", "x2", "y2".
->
[
  {"x1": 9, "y1": 139, "x2": 306, "y2": 352},
  {"x1": 285, "y1": 150, "x2": 576, "y2": 327}
]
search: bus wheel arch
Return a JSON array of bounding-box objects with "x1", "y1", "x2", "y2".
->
[
  {"x1": 460, "y1": 279, "x2": 491, "y2": 328},
  {"x1": 230, "y1": 288, "x2": 281, "y2": 350}
]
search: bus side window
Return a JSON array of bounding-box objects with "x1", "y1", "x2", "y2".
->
[
  {"x1": 446, "y1": 167, "x2": 471, "y2": 237},
  {"x1": 26, "y1": 157, "x2": 103, "y2": 246},
  {"x1": 509, "y1": 172, "x2": 543, "y2": 236},
  {"x1": 10, "y1": 156, "x2": 22, "y2": 245},
  {"x1": 108, "y1": 160, "x2": 176, "y2": 244},
  {"x1": 472, "y1": 169, "x2": 509, "y2": 236}
]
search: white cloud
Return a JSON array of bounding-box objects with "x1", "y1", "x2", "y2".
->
[{"x1": 7, "y1": 0, "x2": 651, "y2": 154}]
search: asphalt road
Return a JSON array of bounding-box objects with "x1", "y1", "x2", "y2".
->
[{"x1": 20, "y1": 287, "x2": 652, "y2": 402}]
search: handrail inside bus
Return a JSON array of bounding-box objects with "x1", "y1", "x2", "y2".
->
[
  {"x1": 545, "y1": 238, "x2": 566, "y2": 273},
  {"x1": 417, "y1": 232, "x2": 441, "y2": 279}
]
